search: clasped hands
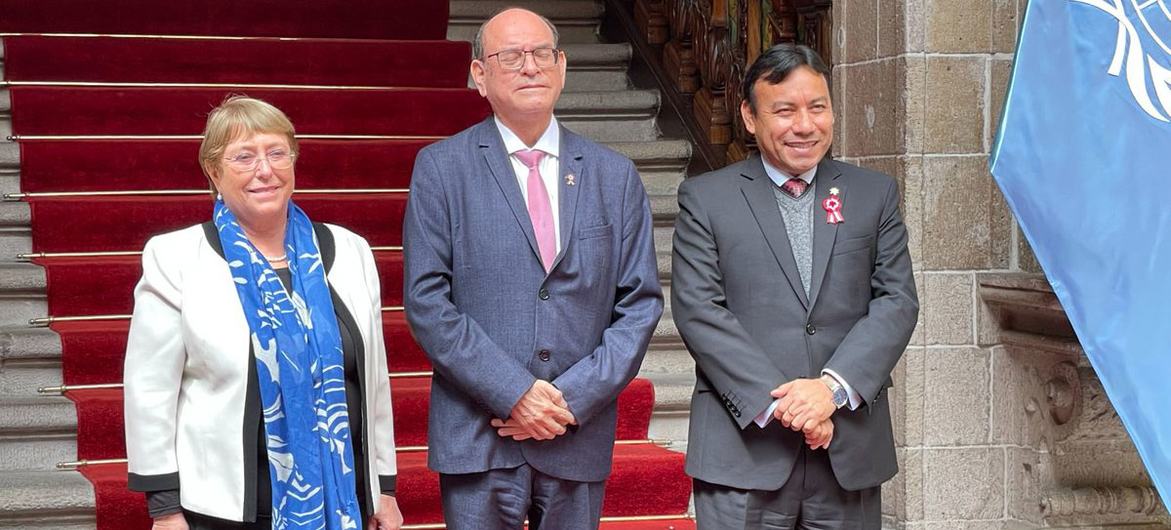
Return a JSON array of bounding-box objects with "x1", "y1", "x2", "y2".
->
[
  {"x1": 771, "y1": 378, "x2": 837, "y2": 450},
  {"x1": 491, "y1": 380, "x2": 576, "y2": 441}
]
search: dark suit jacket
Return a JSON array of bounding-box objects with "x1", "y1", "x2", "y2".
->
[
  {"x1": 671, "y1": 155, "x2": 918, "y2": 491},
  {"x1": 402, "y1": 118, "x2": 663, "y2": 482}
]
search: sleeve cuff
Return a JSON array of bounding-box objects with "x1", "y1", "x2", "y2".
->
[
  {"x1": 379, "y1": 475, "x2": 397, "y2": 497},
  {"x1": 753, "y1": 399, "x2": 781, "y2": 427},
  {"x1": 146, "y1": 489, "x2": 182, "y2": 518},
  {"x1": 821, "y1": 369, "x2": 864, "y2": 411},
  {"x1": 128, "y1": 471, "x2": 180, "y2": 492}
]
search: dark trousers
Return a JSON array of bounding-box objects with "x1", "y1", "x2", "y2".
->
[
  {"x1": 439, "y1": 464, "x2": 606, "y2": 530},
  {"x1": 184, "y1": 511, "x2": 271, "y2": 530},
  {"x1": 693, "y1": 447, "x2": 881, "y2": 530}
]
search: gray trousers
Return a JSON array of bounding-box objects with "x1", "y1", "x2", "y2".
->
[
  {"x1": 439, "y1": 464, "x2": 606, "y2": 530},
  {"x1": 694, "y1": 447, "x2": 880, "y2": 530}
]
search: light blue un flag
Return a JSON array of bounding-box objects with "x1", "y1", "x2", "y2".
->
[{"x1": 991, "y1": 0, "x2": 1171, "y2": 509}]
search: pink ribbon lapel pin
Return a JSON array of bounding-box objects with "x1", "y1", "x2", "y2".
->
[{"x1": 822, "y1": 187, "x2": 844, "y2": 224}]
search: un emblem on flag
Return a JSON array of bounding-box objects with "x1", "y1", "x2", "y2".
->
[{"x1": 1076, "y1": 0, "x2": 1171, "y2": 122}]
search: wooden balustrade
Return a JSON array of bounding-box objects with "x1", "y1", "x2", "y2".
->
[{"x1": 624, "y1": 0, "x2": 832, "y2": 168}]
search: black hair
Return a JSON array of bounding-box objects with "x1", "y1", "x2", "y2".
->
[{"x1": 742, "y1": 43, "x2": 831, "y2": 111}]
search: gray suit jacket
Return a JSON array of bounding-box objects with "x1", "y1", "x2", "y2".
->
[
  {"x1": 671, "y1": 155, "x2": 918, "y2": 491},
  {"x1": 403, "y1": 118, "x2": 663, "y2": 482}
]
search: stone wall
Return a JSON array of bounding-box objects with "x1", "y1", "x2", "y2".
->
[
  {"x1": 831, "y1": 0, "x2": 1170, "y2": 527},
  {"x1": 832, "y1": 0, "x2": 1036, "y2": 526}
]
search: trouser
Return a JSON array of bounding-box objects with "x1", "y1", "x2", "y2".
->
[
  {"x1": 694, "y1": 447, "x2": 881, "y2": 530},
  {"x1": 439, "y1": 463, "x2": 606, "y2": 530}
]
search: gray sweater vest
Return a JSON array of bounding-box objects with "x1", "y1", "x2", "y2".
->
[{"x1": 772, "y1": 182, "x2": 815, "y2": 296}]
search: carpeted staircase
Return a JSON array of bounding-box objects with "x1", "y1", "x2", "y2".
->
[{"x1": 0, "y1": 0, "x2": 698, "y2": 528}]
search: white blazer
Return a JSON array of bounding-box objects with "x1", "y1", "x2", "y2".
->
[{"x1": 123, "y1": 223, "x2": 396, "y2": 521}]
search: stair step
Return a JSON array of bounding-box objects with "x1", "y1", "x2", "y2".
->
[
  {"x1": 653, "y1": 224, "x2": 675, "y2": 277},
  {"x1": 560, "y1": 43, "x2": 632, "y2": 92},
  {"x1": 0, "y1": 326, "x2": 64, "y2": 397},
  {"x1": 0, "y1": 326, "x2": 61, "y2": 361},
  {"x1": 0, "y1": 143, "x2": 18, "y2": 178},
  {"x1": 11, "y1": 138, "x2": 684, "y2": 198},
  {"x1": 0, "y1": 198, "x2": 32, "y2": 253},
  {"x1": 0, "y1": 397, "x2": 76, "y2": 471},
  {"x1": 25, "y1": 193, "x2": 406, "y2": 253},
  {"x1": 448, "y1": 0, "x2": 605, "y2": 44},
  {"x1": 0, "y1": 262, "x2": 44, "y2": 327},
  {"x1": 0, "y1": 1, "x2": 450, "y2": 40},
  {"x1": 639, "y1": 347, "x2": 692, "y2": 377},
  {"x1": 54, "y1": 377, "x2": 654, "y2": 461},
  {"x1": 0, "y1": 470, "x2": 95, "y2": 528},
  {"x1": 30, "y1": 252, "x2": 402, "y2": 317},
  {"x1": 78, "y1": 443, "x2": 689, "y2": 528},
  {"x1": 643, "y1": 372, "x2": 696, "y2": 445},
  {"x1": 557, "y1": 89, "x2": 661, "y2": 142},
  {"x1": 7, "y1": 86, "x2": 490, "y2": 137},
  {"x1": 6, "y1": 86, "x2": 661, "y2": 143},
  {"x1": 0, "y1": 35, "x2": 471, "y2": 89},
  {"x1": 45, "y1": 314, "x2": 424, "y2": 387},
  {"x1": 606, "y1": 140, "x2": 689, "y2": 195}
]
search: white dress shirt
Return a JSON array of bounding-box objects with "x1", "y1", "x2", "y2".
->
[
  {"x1": 495, "y1": 116, "x2": 563, "y2": 254},
  {"x1": 754, "y1": 160, "x2": 863, "y2": 427}
]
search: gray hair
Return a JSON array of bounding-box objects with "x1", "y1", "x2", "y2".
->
[{"x1": 472, "y1": 8, "x2": 560, "y2": 59}]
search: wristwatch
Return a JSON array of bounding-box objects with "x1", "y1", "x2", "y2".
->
[{"x1": 821, "y1": 375, "x2": 848, "y2": 409}]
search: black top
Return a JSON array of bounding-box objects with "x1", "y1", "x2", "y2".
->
[{"x1": 255, "y1": 268, "x2": 370, "y2": 520}]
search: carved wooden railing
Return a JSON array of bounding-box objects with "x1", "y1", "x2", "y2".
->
[{"x1": 615, "y1": 0, "x2": 832, "y2": 170}]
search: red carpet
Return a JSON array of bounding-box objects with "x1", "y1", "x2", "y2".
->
[
  {"x1": 55, "y1": 313, "x2": 431, "y2": 387},
  {"x1": 2, "y1": 36, "x2": 470, "y2": 88},
  {"x1": 18, "y1": 139, "x2": 427, "y2": 192},
  {"x1": 7, "y1": 2, "x2": 692, "y2": 526},
  {"x1": 66, "y1": 378, "x2": 655, "y2": 460},
  {"x1": 81, "y1": 454, "x2": 693, "y2": 529},
  {"x1": 9, "y1": 86, "x2": 491, "y2": 137},
  {"x1": 28, "y1": 194, "x2": 407, "y2": 253},
  {"x1": 36, "y1": 251, "x2": 404, "y2": 316},
  {"x1": 0, "y1": 0, "x2": 450, "y2": 40}
]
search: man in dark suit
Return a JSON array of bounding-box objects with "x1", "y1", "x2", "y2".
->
[
  {"x1": 402, "y1": 7, "x2": 663, "y2": 529},
  {"x1": 671, "y1": 44, "x2": 918, "y2": 528}
]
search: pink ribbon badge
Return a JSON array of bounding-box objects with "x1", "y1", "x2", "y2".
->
[{"x1": 822, "y1": 192, "x2": 844, "y2": 224}]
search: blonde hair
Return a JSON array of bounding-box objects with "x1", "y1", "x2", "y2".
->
[{"x1": 198, "y1": 95, "x2": 299, "y2": 196}]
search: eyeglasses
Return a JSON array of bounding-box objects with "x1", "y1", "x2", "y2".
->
[
  {"x1": 484, "y1": 47, "x2": 561, "y2": 71},
  {"x1": 223, "y1": 149, "x2": 295, "y2": 172}
]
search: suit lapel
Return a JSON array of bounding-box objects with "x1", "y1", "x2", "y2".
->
[
  {"x1": 477, "y1": 119, "x2": 544, "y2": 266},
  {"x1": 740, "y1": 156, "x2": 810, "y2": 310},
  {"x1": 808, "y1": 159, "x2": 843, "y2": 309},
  {"x1": 549, "y1": 126, "x2": 583, "y2": 273}
]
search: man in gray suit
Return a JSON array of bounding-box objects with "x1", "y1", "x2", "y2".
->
[
  {"x1": 402, "y1": 8, "x2": 663, "y2": 529},
  {"x1": 671, "y1": 44, "x2": 918, "y2": 528}
]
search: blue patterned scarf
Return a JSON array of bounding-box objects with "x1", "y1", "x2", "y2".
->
[{"x1": 214, "y1": 199, "x2": 361, "y2": 530}]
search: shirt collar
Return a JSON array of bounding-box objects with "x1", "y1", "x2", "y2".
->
[
  {"x1": 495, "y1": 116, "x2": 560, "y2": 159},
  {"x1": 761, "y1": 157, "x2": 818, "y2": 189}
]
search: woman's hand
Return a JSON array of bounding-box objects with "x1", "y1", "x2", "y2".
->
[
  {"x1": 152, "y1": 512, "x2": 189, "y2": 530},
  {"x1": 368, "y1": 494, "x2": 403, "y2": 530}
]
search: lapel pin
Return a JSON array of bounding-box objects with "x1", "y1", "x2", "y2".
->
[
  {"x1": 823, "y1": 187, "x2": 844, "y2": 224},
  {"x1": 566, "y1": 174, "x2": 576, "y2": 187}
]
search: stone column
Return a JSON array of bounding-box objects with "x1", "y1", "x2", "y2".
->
[{"x1": 832, "y1": 0, "x2": 1032, "y2": 526}]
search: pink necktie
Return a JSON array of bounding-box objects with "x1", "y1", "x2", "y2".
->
[
  {"x1": 781, "y1": 177, "x2": 808, "y2": 198},
  {"x1": 515, "y1": 149, "x2": 556, "y2": 272}
]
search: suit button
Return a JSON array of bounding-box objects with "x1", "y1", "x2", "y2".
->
[
  {"x1": 538, "y1": 288, "x2": 550, "y2": 300},
  {"x1": 538, "y1": 350, "x2": 551, "y2": 362},
  {"x1": 806, "y1": 324, "x2": 817, "y2": 335}
]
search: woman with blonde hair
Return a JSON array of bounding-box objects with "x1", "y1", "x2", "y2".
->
[{"x1": 123, "y1": 95, "x2": 403, "y2": 530}]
